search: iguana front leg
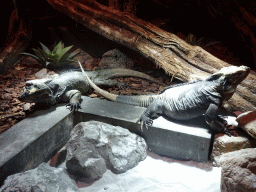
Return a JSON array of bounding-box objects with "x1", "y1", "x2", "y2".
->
[
  {"x1": 136, "y1": 99, "x2": 165, "y2": 129},
  {"x1": 65, "y1": 90, "x2": 82, "y2": 111},
  {"x1": 205, "y1": 103, "x2": 234, "y2": 136}
]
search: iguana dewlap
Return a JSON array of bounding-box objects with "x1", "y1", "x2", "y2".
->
[
  {"x1": 19, "y1": 67, "x2": 164, "y2": 111},
  {"x1": 80, "y1": 64, "x2": 250, "y2": 135}
]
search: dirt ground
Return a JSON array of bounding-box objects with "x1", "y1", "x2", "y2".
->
[{"x1": 0, "y1": 40, "x2": 244, "y2": 135}]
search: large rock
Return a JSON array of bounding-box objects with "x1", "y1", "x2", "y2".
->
[
  {"x1": 0, "y1": 163, "x2": 78, "y2": 192},
  {"x1": 236, "y1": 111, "x2": 256, "y2": 139},
  {"x1": 211, "y1": 131, "x2": 256, "y2": 166},
  {"x1": 98, "y1": 49, "x2": 134, "y2": 68},
  {"x1": 66, "y1": 121, "x2": 147, "y2": 179},
  {"x1": 219, "y1": 148, "x2": 256, "y2": 192}
]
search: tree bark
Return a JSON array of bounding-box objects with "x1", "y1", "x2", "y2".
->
[{"x1": 0, "y1": 10, "x2": 32, "y2": 74}]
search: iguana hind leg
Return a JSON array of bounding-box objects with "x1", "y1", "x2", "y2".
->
[
  {"x1": 205, "y1": 103, "x2": 234, "y2": 136},
  {"x1": 136, "y1": 99, "x2": 165, "y2": 129}
]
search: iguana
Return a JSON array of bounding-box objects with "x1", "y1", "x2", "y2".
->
[
  {"x1": 79, "y1": 62, "x2": 250, "y2": 135},
  {"x1": 19, "y1": 66, "x2": 164, "y2": 111}
]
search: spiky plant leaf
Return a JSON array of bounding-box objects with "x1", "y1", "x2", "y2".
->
[
  {"x1": 32, "y1": 48, "x2": 47, "y2": 64},
  {"x1": 67, "y1": 51, "x2": 80, "y2": 59},
  {"x1": 57, "y1": 45, "x2": 74, "y2": 65},
  {"x1": 39, "y1": 42, "x2": 51, "y2": 55},
  {"x1": 21, "y1": 41, "x2": 78, "y2": 68},
  {"x1": 20, "y1": 52, "x2": 42, "y2": 65},
  {"x1": 52, "y1": 41, "x2": 63, "y2": 55}
]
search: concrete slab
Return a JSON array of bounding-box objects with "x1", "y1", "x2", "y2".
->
[
  {"x1": 0, "y1": 104, "x2": 73, "y2": 186},
  {"x1": 75, "y1": 96, "x2": 212, "y2": 162}
]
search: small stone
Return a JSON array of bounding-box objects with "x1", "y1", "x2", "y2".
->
[
  {"x1": 23, "y1": 103, "x2": 31, "y2": 111},
  {"x1": 237, "y1": 111, "x2": 256, "y2": 139},
  {"x1": 34, "y1": 68, "x2": 48, "y2": 79},
  {"x1": 211, "y1": 131, "x2": 256, "y2": 166}
]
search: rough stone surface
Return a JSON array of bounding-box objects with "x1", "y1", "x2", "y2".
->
[
  {"x1": 211, "y1": 131, "x2": 256, "y2": 166},
  {"x1": 219, "y1": 148, "x2": 256, "y2": 192},
  {"x1": 72, "y1": 48, "x2": 94, "y2": 68},
  {"x1": 98, "y1": 49, "x2": 134, "y2": 68},
  {"x1": 66, "y1": 121, "x2": 147, "y2": 179},
  {"x1": 0, "y1": 163, "x2": 78, "y2": 192},
  {"x1": 237, "y1": 111, "x2": 256, "y2": 139}
]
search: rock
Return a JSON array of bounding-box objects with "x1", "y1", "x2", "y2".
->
[
  {"x1": 66, "y1": 121, "x2": 147, "y2": 179},
  {"x1": 66, "y1": 143, "x2": 107, "y2": 179},
  {"x1": 23, "y1": 103, "x2": 32, "y2": 111},
  {"x1": 99, "y1": 49, "x2": 134, "y2": 68},
  {"x1": 219, "y1": 148, "x2": 256, "y2": 192},
  {"x1": 237, "y1": 111, "x2": 256, "y2": 139},
  {"x1": 72, "y1": 48, "x2": 94, "y2": 68},
  {"x1": 0, "y1": 163, "x2": 78, "y2": 192},
  {"x1": 211, "y1": 131, "x2": 256, "y2": 166},
  {"x1": 34, "y1": 68, "x2": 48, "y2": 79}
]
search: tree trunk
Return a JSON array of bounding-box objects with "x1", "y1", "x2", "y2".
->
[{"x1": 0, "y1": 10, "x2": 32, "y2": 74}]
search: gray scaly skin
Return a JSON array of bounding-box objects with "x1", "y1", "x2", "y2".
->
[
  {"x1": 80, "y1": 63, "x2": 250, "y2": 135},
  {"x1": 19, "y1": 62, "x2": 164, "y2": 111}
]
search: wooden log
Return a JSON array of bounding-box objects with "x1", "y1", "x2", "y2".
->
[
  {"x1": 0, "y1": 10, "x2": 32, "y2": 74},
  {"x1": 46, "y1": 0, "x2": 256, "y2": 112}
]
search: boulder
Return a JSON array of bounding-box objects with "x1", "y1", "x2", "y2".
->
[
  {"x1": 98, "y1": 49, "x2": 134, "y2": 68},
  {"x1": 236, "y1": 111, "x2": 256, "y2": 139},
  {"x1": 66, "y1": 121, "x2": 147, "y2": 179},
  {"x1": 211, "y1": 131, "x2": 256, "y2": 166},
  {"x1": 219, "y1": 148, "x2": 256, "y2": 192},
  {"x1": 0, "y1": 163, "x2": 78, "y2": 192}
]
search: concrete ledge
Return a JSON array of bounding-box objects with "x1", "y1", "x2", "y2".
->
[
  {"x1": 0, "y1": 96, "x2": 213, "y2": 186},
  {"x1": 0, "y1": 104, "x2": 73, "y2": 186}
]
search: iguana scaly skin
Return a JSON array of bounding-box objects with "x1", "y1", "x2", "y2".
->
[
  {"x1": 80, "y1": 63, "x2": 250, "y2": 135},
  {"x1": 19, "y1": 64, "x2": 164, "y2": 111}
]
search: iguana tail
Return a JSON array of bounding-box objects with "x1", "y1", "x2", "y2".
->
[
  {"x1": 95, "y1": 66, "x2": 165, "y2": 86},
  {"x1": 78, "y1": 61, "x2": 157, "y2": 107}
]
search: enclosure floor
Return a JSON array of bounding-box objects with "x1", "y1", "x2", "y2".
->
[{"x1": 77, "y1": 151, "x2": 221, "y2": 192}]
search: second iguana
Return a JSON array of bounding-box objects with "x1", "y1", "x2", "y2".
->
[
  {"x1": 19, "y1": 64, "x2": 164, "y2": 111},
  {"x1": 79, "y1": 62, "x2": 250, "y2": 135}
]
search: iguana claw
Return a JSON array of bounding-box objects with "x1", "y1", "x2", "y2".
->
[
  {"x1": 66, "y1": 103, "x2": 81, "y2": 112},
  {"x1": 136, "y1": 115, "x2": 153, "y2": 131}
]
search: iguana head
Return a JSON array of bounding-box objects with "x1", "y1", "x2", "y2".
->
[
  {"x1": 213, "y1": 65, "x2": 250, "y2": 100},
  {"x1": 19, "y1": 80, "x2": 56, "y2": 105}
]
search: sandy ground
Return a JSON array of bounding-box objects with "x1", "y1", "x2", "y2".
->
[{"x1": 79, "y1": 151, "x2": 221, "y2": 192}]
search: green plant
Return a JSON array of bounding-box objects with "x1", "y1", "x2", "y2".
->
[{"x1": 21, "y1": 41, "x2": 79, "y2": 68}]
